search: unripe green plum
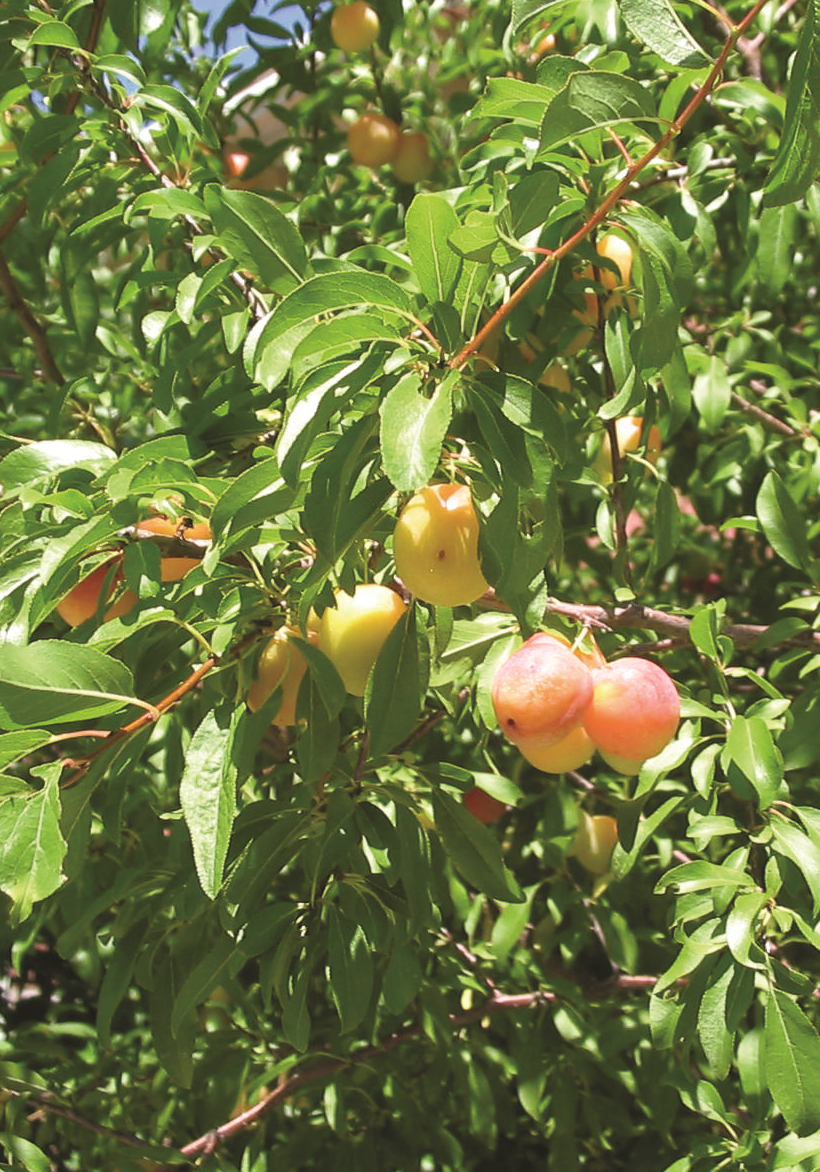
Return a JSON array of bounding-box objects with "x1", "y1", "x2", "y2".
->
[
  {"x1": 393, "y1": 482, "x2": 489, "y2": 607},
  {"x1": 492, "y1": 633, "x2": 593, "y2": 749},
  {"x1": 583, "y1": 657, "x2": 680, "y2": 765},
  {"x1": 571, "y1": 812, "x2": 619, "y2": 875},
  {"x1": 318, "y1": 584, "x2": 406, "y2": 696}
]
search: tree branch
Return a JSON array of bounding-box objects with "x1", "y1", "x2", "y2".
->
[
  {"x1": 0, "y1": 248, "x2": 64, "y2": 385},
  {"x1": 157, "y1": 973, "x2": 659, "y2": 1168}
]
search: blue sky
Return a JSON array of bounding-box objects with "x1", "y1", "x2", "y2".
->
[{"x1": 195, "y1": 0, "x2": 303, "y2": 52}]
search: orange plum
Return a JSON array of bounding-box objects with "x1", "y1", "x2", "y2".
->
[
  {"x1": 583, "y1": 657, "x2": 680, "y2": 765},
  {"x1": 492, "y1": 633, "x2": 593, "y2": 749}
]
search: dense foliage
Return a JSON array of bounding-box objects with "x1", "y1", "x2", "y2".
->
[{"x1": 1, "y1": 0, "x2": 820, "y2": 1167}]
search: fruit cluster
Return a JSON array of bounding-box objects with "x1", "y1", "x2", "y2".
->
[{"x1": 492, "y1": 632, "x2": 680, "y2": 777}]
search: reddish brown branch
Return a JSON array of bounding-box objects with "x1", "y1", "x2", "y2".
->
[
  {"x1": 61, "y1": 657, "x2": 219, "y2": 788},
  {"x1": 449, "y1": 0, "x2": 772, "y2": 370},
  {"x1": 544, "y1": 598, "x2": 820, "y2": 652}
]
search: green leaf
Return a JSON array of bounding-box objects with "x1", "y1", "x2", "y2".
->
[
  {"x1": 171, "y1": 933, "x2": 241, "y2": 1036},
  {"x1": 204, "y1": 186, "x2": 309, "y2": 295},
  {"x1": 757, "y1": 204, "x2": 799, "y2": 294},
  {"x1": 771, "y1": 818, "x2": 820, "y2": 915},
  {"x1": 150, "y1": 953, "x2": 195, "y2": 1088},
  {"x1": 692, "y1": 354, "x2": 732, "y2": 432},
  {"x1": 405, "y1": 192, "x2": 462, "y2": 305},
  {"x1": 620, "y1": 0, "x2": 710, "y2": 67},
  {"x1": 764, "y1": 987, "x2": 820, "y2": 1134},
  {"x1": 538, "y1": 71, "x2": 658, "y2": 151},
  {"x1": 180, "y1": 706, "x2": 238, "y2": 899},
  {"x1": 431, "y1": 789, "x2": 523, "y2": 902},
  {"x1": 209, "y1": 457, "x2": 296, "y2": 551},
  {"x1": 28, "y1": 20, "x2": 81, "y2": 49},
  {"x1": 365, "y1": 605, "x2": 427, "y2": 759},
  {"x1": 757, "y1": 470, "x2": 817, "y2": 576},
  {"x1": 248, "y1": 272, "x2": 414, "y2": 390},
  {"x1": 650, "y1": 480, "x2": 681, "y2": 572},
  {"x1": 0, "y1": 731, "x2": 52, "y2": 771},
  {"x1": 0, "y1": 642, "x2": 136, "y2": 729},
  {"x1": 1, "y1": 1136, "x2": 51, "y2": 1172},
  {"x1": 383, "y1": 940, "x2": 423, "y2": 1013},
  {"x1": 0, "y1": 439, "x2": 115, "y2": 500},
  {"x1": 380, "y1": 374, "x2": 454, "y2": 492},
  {"x1": 133, "y1": 84, "x2": 203, "y2": 139},
  {"x1": 655, "y1": 860, "x2": 752, "y2": 896},
  {"x1": 327, "y1": 906, "x2": 374, "y2": 1033},
  {"x1": 295, "y1": 674, "x2": 341, "y2": 783},
  {"x1": 0, "y1": 764, "x2": 66, "y2": 923},
  {"x1": 278, "y1": 354, "x2": 383, "y2": 486},
  {"x1": 722, "y1": 716, "x2": 783, "y2": 810},
  {"x1": 763, "y1": 0, "x2": 820, "y2": 207}
]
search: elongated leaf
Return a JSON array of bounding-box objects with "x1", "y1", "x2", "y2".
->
[
  {"x1": 763, "y1": 0, "x2": 820, "y2": 207},
  {"x1": 277, "y1": 353, "x2": 382, "y2": 487},
  {"x1": 757, "y1": 470, "x2": 816, "y2": 576},
  {"x1": 208, "y1": 457, "x2": 296, "y2": 553},
  {"x1": 722, "y1": 716, "x2": 782, "y2": 810},
  {"x1": 0, "y1": 642, "x2": 135, "y2": 729},
  {"x1": 406, "y1": 192, "x2": 461, "y2": 305},
  {"x1": 0, "y1": 764, "x2": 66, "y2": 922},
  {"x1": 327, "y1": 906, "x2": 374, "y2": 1033},
  {"x1": 431, "y1": 789, "x2": 522, "y2": 902},
  {"x1": 0, "y1": 731, "x2": 52, "y2": 771},
  {"x1": 764, "y1": 988, "x2": 820, "y2": 1133},
  {"x1": 538, "y1": 71, "x2": 658, "y2": 151},
  {"x1": 380, "y1": 373, "x2": 454, "y2": 491},
  {"x1": 758, "y1": 204, "x2": 799, "y2": 294},
  {"x1": 295, "y1": 674, "x2": 341, "y2": 783},
  {"x1": 365, "y1": 605, "x2": 426, "y2": 759},
  {"x1": 771, "y1": 818, "x2": 820, "y2": 915},
  {"x1": 621, "y1": 0, "x2": 710, "y2": 67},
  {"x1": 204, "y1": 186, "x2": 309, "y2": 294},
  {"x1": 180, "y1": 706, "x2": 238, "y2": 899},
  {"x1": 171, "y1": 933, "x2": 241, "y2": 1035}
]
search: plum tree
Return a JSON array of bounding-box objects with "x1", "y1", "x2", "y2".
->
[
  {"x1": 347, "y1": 113, "x2": 401, "y2": 167},
  {"x1": 318, "y1": 584, "x2": 406, "y2": 696},
  {"x1": 583, "y1": 657, "x2": 680, "y2": 771},
  {"x1": 330, "y1": 1, "x2": 380, "y2": 53},
  {"x1": 392, "y1": 482, "x2": 489, "y2": 607},
  {"x1": 571, "y1": 812, "x2": 619, "y2": 875},
  {"x1": 594, "y1": 416, "x2": 662, "y2": 484},
  {"x1": 492, "y1": 633, "x2": 593, "y2": 749},
  {"x1": 391, "y1": 131, "x2": 434, "y2": 184}
]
